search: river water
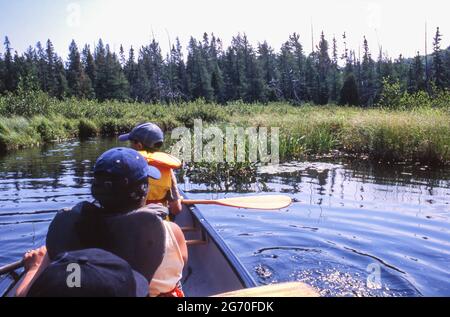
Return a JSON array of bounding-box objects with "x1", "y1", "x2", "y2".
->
[{"x1": 0, "y1": 138, "x2": 449, "y2": 296}]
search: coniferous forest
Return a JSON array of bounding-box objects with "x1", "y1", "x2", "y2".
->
[{"x1": 1, "y1": 29, "x2": 449, "y2": 106}]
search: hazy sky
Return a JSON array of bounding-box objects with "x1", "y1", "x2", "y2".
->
[{"x1": 0, "y1": 0, "x2": 449, "y2": 59}]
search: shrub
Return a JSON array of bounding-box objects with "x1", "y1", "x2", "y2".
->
[
  {"x1": 0, "y1": 90, "x2": 55, "y2": 117},
  {"x1": 378, "y1": 78, "x2": 403, "y2": 110}
]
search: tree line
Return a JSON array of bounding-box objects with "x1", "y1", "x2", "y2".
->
[{"x1": 0, "y1": 28, "x2": 449, "y2": 106}]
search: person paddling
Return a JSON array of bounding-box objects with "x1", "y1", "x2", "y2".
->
[
  {"x1": 119, "y1": 123, "x2": 183, "y2": 218},
  {"x1": 45, "y1": 148, "x2": 188, "y2": 296}
]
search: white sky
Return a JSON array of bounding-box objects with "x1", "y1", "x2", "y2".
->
[{"x1": 0, "y1": 0, "x2": 449, "y2": 59}]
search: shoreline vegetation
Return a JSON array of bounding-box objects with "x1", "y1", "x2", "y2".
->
[{"x1": 0, "y1": 90, "x2": 449, "y2": 166}]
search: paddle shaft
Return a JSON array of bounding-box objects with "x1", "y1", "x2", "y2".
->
[
  {"x1": 181, "y1": 195, "x2": 292, "y2": 210},
  {"x1": 0, "y1": 260, "x2": 23, "y2": 275},
  {"x1": 182, "y1": 200, "x2": 223, "y2": 206}
]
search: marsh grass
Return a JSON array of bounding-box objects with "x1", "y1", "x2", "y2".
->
[
  {"x1": 181, "y1": 161, "x2": 259, "y2": 192},
  {"x1": 0, "y1": 92, "x2": 449, "y2": 165}
]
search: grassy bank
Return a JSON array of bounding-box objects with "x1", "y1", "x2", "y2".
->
[{"x1": 0, "y1": 91, "x2": 449, "y2": 165}]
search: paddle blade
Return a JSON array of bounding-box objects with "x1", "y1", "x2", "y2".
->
[
  {"x1": 212, "y1": 282, "x2": 320, "y2": 297},
  {"x1": 216, "y1": 195, "x2": 292, "y2": 210}
]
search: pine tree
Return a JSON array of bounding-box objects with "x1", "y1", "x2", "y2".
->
[
  {"x1": 394, "y1": 54, "x2": 409, "y2": 91},
  {"x1": 431, "y1": 27, "x2": 446, "y2": 89},
  {"x1": 82, "y1": 45, "x2": 96, "y2": 96},
  {"x1": 54, "y1": 56, "x2": 68, "y2": 99},
  {"x1": 45, "y1": 39, "x2": 61, "y2": 97},
  {"x1": 277, "y1": 34, "x2": 306, "y2": 103},
  {"x1": 360, "y1": 37, "x2": 375, "y2": 106},
  {"x1": 244, "y1": 50, "x2": 266, "y2": 103},
  {"x1": 175, "y1": 39, "x2": 190, "y2": 101},
  {"x1": 23, "y1": 46, "x2": 39, "y2": 77},
  {"x1": 354, "y1": 49, "x2": 363, "y2": 104},
  {"x1": 408, "y1": 52, "x2": 426, "y2": 93},
  {"x1": 140, "y1": 39, "x2": 166, "y2": 103},
  {"x1": 94, "y1": 39, "x2": 108, "y2": 100},
  {"x1": 3, "y1": 36, "x2": 17, "y2": 92},
  {"x1": 135, "y1": 58, "x2": 150, "y2": 102},
  {"x1": 232, "y1": 35, "x2": 266, "y2": 103},
  {"x1": 277, "y1": 41, "x2": 295, "y2": 101},
  {"x1": 186, "y1": 37, "x2": 213, "y2": 101},
  {"x1": 0, "y1": 53, "x2": 5, "y2": 93},
  {"x1": 375, "y1": 50, "x2": 394, "y2": 102},
  {"x1": 290, "y1": 33, "x2": 307, "y2": 102},
  {"x1": 317, "y1": 31, "x2": 331, "y2": 104},
  {"x1": 35, "y1": 41, "x2": 48, "y2": 93},
  {"x1": 15, "y1": 47, "x2": 40, "y2": 91},
  {"x1": 67, "y1": 40, "x2": 83, "y2": 97},
  {"x1": 227, "y1": 34, "x2": 251, "y2": 101},
  {"x1": 340, "y1": 73, "x2": 359, "y2": 105},
  {"x1": 445, "y1": 47, "x2": 450, "y2": 87},
  {"x1": 258, "y1": 41, "x2": 281, "y2": 101},
  {"x1": 119, "y1": 45, "x2": 126, "y2": 67},
  {"x1": 104, "y1": 45, "x2": 129, "y2": 101},
  {"x1": 342, "y1": 32, "x2": 353, "y2": 76},
  {"x1": 124, "y1": 46, "x2": 139, "y2": 100},
  {"x1": 329, "y1": 36, "x2": 340, "y2": 102},
  {"x1": 305, "y1": 52, "x2": 319, "y2": 103},
  {"x1": 222, "y1": 47, "x2": 237, "y2": 101},
  {"x1": 12, "y1": 52, "x2": 26, "y2": 88},
  {"x1": 208, "y1": 34, "x2": 225, "y2": 103}
]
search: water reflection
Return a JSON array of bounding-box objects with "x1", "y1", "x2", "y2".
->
[
  {"x1": 0, "y1": 140, "x2": 449, "y2": 296},
  {"x1": 184, "y1": 161, "x2": 450, "y2": 296}
]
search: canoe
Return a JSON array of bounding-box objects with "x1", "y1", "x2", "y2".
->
[{"x1": 0, "y1": 190, "x2": 257, "y2": 297}]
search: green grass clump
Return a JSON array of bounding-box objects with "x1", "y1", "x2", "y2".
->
[
  {"x1": 78, "y1": 119, "x2": 99, "y2": 139},
  {"x1": 340, "y1": 109, "x2": 450, "y2": 163},
  {"x1": 0, "y1": 117, "x2": 40, "y2": 152}
]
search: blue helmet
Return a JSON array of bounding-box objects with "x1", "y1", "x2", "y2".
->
[
  {"x1": 92, "y1": 148, "x2": 160, "y2": 210},
  {"x1": 93, "y1": 147, "x2": 160, "y2": 182},
  {"x1": 119, "y1": 123, "x2": 164, "y2": 149}
]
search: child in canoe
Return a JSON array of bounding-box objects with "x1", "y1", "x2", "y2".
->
[
  {"x1": 119, "y1": 123, "x2": 183, "y2": 218},
  {"x1": 19, "y1": 148, "x2": 188, "y2": 297}
]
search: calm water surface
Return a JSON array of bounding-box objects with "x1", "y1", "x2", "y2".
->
[{"x1": 0, "y1": 139, "x2": 449, "y2": 296}]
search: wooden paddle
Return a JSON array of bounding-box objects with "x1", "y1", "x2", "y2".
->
[
  {"x1": 211, "y1": 282, "x2": 320, "y2": 297},
  {"x1": 0, "y1": 260, "x2": 23, "y2": 275},
  {"x1": 182, "y1": 195, "x2": 292, "y2": 210}
]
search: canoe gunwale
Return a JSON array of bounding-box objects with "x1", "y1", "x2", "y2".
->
[{"x1": 180, "y1": 190, "x2": 257, "y2": 291}]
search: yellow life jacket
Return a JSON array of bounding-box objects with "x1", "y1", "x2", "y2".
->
[{"x1": 139, "y1": 151, "x2": 173, "y2": 205}]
